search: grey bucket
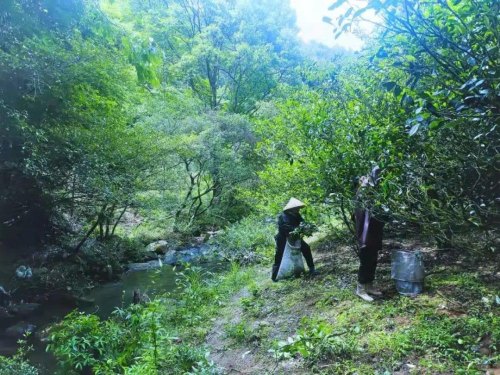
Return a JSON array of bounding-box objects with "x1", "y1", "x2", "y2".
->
[{"x1": 391, "y1": 250, "x2": 425, "y2": 296}]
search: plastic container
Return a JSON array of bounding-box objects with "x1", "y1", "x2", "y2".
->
[
  {"x1": 394, "y1": 280, "x2": 424, "y2": 295},
  {"x1": 391, "y1": 250, "x2": 425, "y2": 296}
]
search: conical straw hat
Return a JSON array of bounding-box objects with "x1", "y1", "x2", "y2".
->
[{"x1": 283, "y1": 197, "x2": 305, "y2": 212}]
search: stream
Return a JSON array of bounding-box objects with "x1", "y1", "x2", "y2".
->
[{"x1": 0, "y1": 243, "x2": 222, "y2": 373}]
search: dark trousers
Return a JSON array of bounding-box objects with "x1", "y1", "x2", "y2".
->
[
  {"x1": 358, "y1": 246, "x2": 380, "y2": 284},
  {"x1": 355, "y1": 209, "x2": 384, "y2": 284},
  {"x1": 272, "y1": 237, "x2": 315, "y2": 280}
]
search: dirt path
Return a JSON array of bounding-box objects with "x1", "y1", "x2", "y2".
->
[
  {"x1": 206, "y1": 286, "x2": 267, "y2": 374},
  {"x1": 204, "y1": 238, "x2": 346, "y2": 374},
  {"x1": 205, "y1": 266, "x2": 309, "y2": 375}
]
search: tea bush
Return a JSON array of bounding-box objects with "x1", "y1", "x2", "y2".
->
[{"x1": 212, "y1": 216, "x2": 275, "y2": 265}]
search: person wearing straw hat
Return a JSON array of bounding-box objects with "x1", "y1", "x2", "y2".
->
[
  {"x1": 271, "y1": 198, "x2": 318, "y2": 281},
  {"x1": 354, "y1": 166, "x2": 385, "y2": 302}
]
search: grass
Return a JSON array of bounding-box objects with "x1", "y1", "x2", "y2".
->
[
  {"x1": 214, "y1": 233, "x2": 500, "y2": 374},
  {"x1": 224, "y1": 321, "x2": 253, "y2": 344}
]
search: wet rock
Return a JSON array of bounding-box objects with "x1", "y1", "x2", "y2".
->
[
  {"x1": 127, "y1": 259, "x2": 163, "y2": 272},
  {"x1": 145, "y1": 240, "x2": 169, "y2": 255},
  {"x1": 5, "y1": 322, "x2": 37, "y2": 339},
  {"x1": 132, "y1": 245, "x2": 213, "y2": 269},
  {"x1": 127, "y1": 263, "x2": 152, "y2": 272},
  {"x1": 0, "y1": 307, "x2": 14, "y2": 319},
  {"x1": 74, "y1": 296, "x2": 95, "y2": 307},
  {"x1": 163, "y1": 250, "x2": 177, "y2": 265},
  {"x1": 163, "y1": 245, "x2": 213, "y2": 265},
  {"x1": 0, "y1": 286, "x2": 11, "y2": 307},
  {"x1": 177, "y1": 248, "x2": 202, "y2": 263},
  {"x1": 15, "y1": 265, "x2": 33, "y2": 279},
  {"x1": 132, "y1": 289, "x2": 150, "y2": 305},
  {"x1": 9, "y1": 303, "x2": 41, "y2": 318}
]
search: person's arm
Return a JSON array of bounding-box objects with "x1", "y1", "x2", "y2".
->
[{"x1": 361, "y1": 209, "x2": 370, "y2": 248}]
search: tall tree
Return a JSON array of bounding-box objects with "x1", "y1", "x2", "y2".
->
[{"x1": 0, "y1": 0, "x2": 157, "y2": 246}]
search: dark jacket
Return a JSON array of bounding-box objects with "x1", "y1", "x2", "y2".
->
[
  {"x1": 354, "y1": 208, "x2": 384, "y2": 249},
  {"x1": 275, "y1": 211, "x2": 302, "y2": 248},
  {"x1": 354, "y1": 186, "x2": 384, "y2": 249},
  {"x1": 277, "y1": 211, "x2": 302, "y2": 235}
]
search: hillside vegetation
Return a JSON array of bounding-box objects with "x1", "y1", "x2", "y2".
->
[{"x1": 0, "y1": 0, "x2": 498, "y2": 374}]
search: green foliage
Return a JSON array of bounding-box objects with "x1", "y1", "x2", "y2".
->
[
  {"x1": 0, "y1": 339, "x2": 39, "y2": 375},
  {"x1": 289, "y1": 222, "x2": 317, "y2": 242},
  {"x1": 2, "y1": 1, "x2": 499, "y2": 371},
  {"x1": 224, "y1": 321, "x2": 253, "y2": 344},
  {"x1": 48, "y1": 304, "x2": 216, "y2": 374},
  {"x1": 164, "y1": 112, "x2": 261, "y2": 230},
  {"x1": 256, "y1": 0, "x2": 499, "y2": 251},
  {"x1": 242, "y1": 249, "x2": 499, "y2": 374},
  {"x1": 409, "y1": 315, "x2": 488, "y2": 361},
  {"x1": 47, "y1": 264, "x2": 252, "y2": 373},
  {"x1": 78, "y1": 236, "x2": 146, "y2": 278},
  {"x1": 240, "y1": 285, "x2": 273, "y2": 318},
  {"x1": 170, "y1": 266, "x2": 222, "y2": 326},
  {"x1": 225, "y1": 319, "x2": 270, "y2": 346},
  {"x1": 108, "y1": 0, "x2": 300, "y2": 112},
  {"x1": 271, "y1": 317, "x2": 358, "y2": 364},
  {"x1": 0, "y1": 0, "x2": 161, "y2": 246},
  {"x1": 211, "y1": 216, "x2": 275, "y2": 264},
  {"x1": 2, "y1": 0, "x2": 301, "y2": 246}
]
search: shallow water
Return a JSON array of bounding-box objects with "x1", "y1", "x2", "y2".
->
[
  {"x1": 0, "y1": 244, "x2": 223, "y2": 374},
  {"x1": 83, "y1": 262, "x2": 178, "y2": 317},
  {"x1": 28, "y1": 263, "x2": 179, "y2": 373}
]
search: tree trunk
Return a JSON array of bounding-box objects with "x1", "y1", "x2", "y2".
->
[
  {"x1": 111, "y1": 204, "x2": 128, "y2": 236},
  {"x1": 74, "y1": 220, "x2": 99, "y2": 253}
]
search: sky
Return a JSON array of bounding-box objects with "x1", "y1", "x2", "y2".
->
[{"x1": 290, "y1": 0, "x2": 374, "y2": 51}]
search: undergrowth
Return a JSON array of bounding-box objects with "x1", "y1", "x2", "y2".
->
[
  {"x1": 258, "y1": 268, "x2": 499, "y2": 374},
  {"x1": 0, "y1": 339, "x2": 39, "y2": 375},
  {"x1": 47, "y1": 263, "x2": 253, "y2": 374},
  {"x1": 211, "y1": 216, "x2": 275, "y2": 265}
]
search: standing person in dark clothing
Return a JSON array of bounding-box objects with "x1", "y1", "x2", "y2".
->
[
  {"x1": 271, "y1": 198, "x2": 318, "y2": 281},
  {"x1": 354, "y1": 166, "x2": 385, "y2": 302}
]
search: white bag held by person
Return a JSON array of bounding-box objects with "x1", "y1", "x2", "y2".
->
[{"x1": 276, "y1": 239, "x2": 305, "y2": 280}]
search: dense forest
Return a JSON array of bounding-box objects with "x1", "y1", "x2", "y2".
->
[{"x1": 0, "y1": 0, "x2": 498, "y2": 374}]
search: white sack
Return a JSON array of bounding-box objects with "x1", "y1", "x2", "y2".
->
[{"x1": 276, "y1": 239, "x2": 305, "y2": 280}]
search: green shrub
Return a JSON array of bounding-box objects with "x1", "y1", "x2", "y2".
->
[
  {"x1": 0, "y1": 356, "x2": 39, "y2": 375},
  {"x1": 270, "y1": 317, "x2": 358, "y2": 365},
  {"x1": 225, "y1": 321, "x2": 253, "y2": 344},
  {"x1": 0, "y1": 340, "x2": 39, "y2": 375},
  {"x1": 212, "y1": 216, "x2": 275, "y2": 264}
]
